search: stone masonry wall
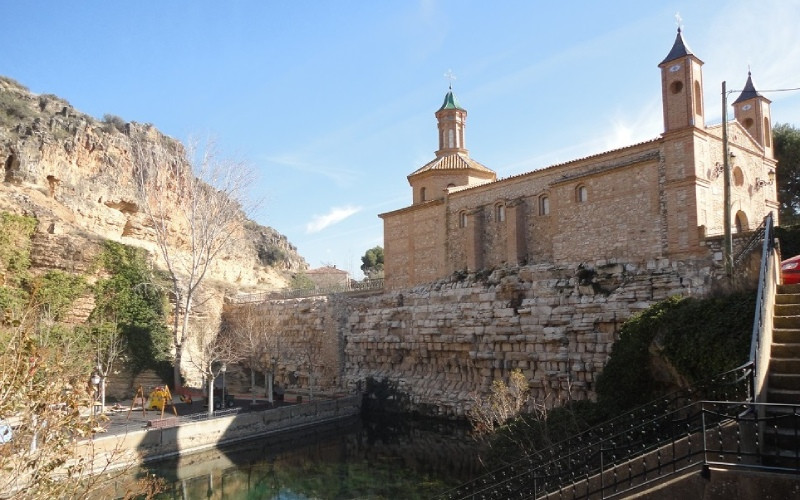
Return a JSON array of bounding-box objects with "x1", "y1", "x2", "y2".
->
[{"x1": 229, "y1": 255, "x2": 729, "y2": 419}]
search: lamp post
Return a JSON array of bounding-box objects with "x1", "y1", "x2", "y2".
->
[
  {"x1": 722, "y1": 81, "x2": 733, "y2": 277},
  {"x1": 221, "y1": 363, "x2": 227, "y2": 406},
  {"x1": 90, "y1": 373, "x2": 101, "y2": 415}
]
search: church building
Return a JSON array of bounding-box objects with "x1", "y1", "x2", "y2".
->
[{"x1": 379, "y1": 29, "x2": 779, "y2": 289}]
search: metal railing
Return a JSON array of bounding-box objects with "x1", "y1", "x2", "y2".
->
[
  {"x1": 229, "y1": 278, "x2": 385, "y2": 303},
  {"x1": 749, "y1": 212, "x2": 778, "y2": 404},
  {"x1": 441, "y1": 399, "x2": 800, "y2": 500},
  {"x1": 438, "y1": 364, "x2": 754, "y2": 500},
  {"x1": 440, "y1": 213, "x2": 783, "y2": 500}
]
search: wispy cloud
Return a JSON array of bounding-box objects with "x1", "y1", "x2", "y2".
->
[
  {"x1": 306, "y1": 205, "x2": 362, "y2": 233},
  {"x1": 264, "y1": 154, "x2": 358, "y2": 187}
]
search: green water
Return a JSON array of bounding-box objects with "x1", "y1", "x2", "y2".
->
[{"x1": 136, "y1": 416, "x2": 483, "y2": 499}]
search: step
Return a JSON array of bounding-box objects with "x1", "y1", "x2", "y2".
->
[
  {"x1": 774, "y1": 316, "x2": 800, "y2": 330},
  {"x1": 769, "y1": 373, "x2": 800, "y2": 391},
  {"x1": 773, "y1": 328, "x2": 800, "y2": 344},
  {"x1": 764, "y1": 405, "x2": 800, "y2": 420},
  {"x1": 776, "y1": 293, "x2": 800, "y2": 305},
  {"x1": 761, "y1": 448, "x2": 800, "y2": 470},
  {"x1": 775, "y1": 304, "x2": 800, "y2": 317},
  {"x1": 768, "y1": 388, "x2": 800, "y2": 405},
  {"x1": 770, "y1": 357, "x2": 800, "y2": 374},
  {"x1": 771, "y1": 343, "x2": 800, "y2": 358},
  {"x1": 778, "y1": 283, "x2": 800, "y2": 296}
]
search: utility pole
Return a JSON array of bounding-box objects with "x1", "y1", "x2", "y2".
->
[{"x1": 722, "y1": 81, "x2": 733, "y2": 277}]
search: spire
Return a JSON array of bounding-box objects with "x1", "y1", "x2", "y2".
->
[
  {"x1": 439, "y1": 89, "x2": 464, "y2": 111},
  {"x1": 660, "y1": 27, "x2": 696, "y2": 65},
  {"x1": 733, "y1": 71, "x2": 765, "y2": 104}
]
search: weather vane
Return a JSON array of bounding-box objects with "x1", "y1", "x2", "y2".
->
[
  {"x1": 444, "y1": 69, "x2": 456, "y2": 90},
  {"x1": 675, "y1": 12, "x2": 683, "y2": 31}
]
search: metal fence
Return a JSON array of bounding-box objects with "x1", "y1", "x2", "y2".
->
[
  {"x1": 437, "y1": 363, "x2": 755, "y2": 500},
  {"x1": 229, "y1": 278, "x2": 385, "y2": 304},
  {"x1": 440, "y1": 399, "x2": 800, "y2": 500}
]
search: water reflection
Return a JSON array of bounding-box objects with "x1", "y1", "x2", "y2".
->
[{"x1": 128, "y1": 416, "x2": 483, "y2": 499}]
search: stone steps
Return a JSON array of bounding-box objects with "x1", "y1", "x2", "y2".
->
[{"x1": 767, "y1": 285, "x2": 800, "y2": 457}]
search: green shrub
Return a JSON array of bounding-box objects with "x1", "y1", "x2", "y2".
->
[
  {"x1": 776, "y1": 224, "x2": 800, "y2": 259},
  {"x1": 101, "y1": 113, "x2": 127, "y2": 134},
  {"x1": 92, "y1": 241, "x2": 171, "y2": 373},
  {"x1": 595, "y1": 292, "x2": 754, "y2": 414}
]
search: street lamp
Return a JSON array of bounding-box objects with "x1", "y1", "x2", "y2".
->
[
  {"x1": 754, "y1": 169, "x2": 776, "y2": 190},
  {"x1": 220, "y1": 363, "x2": 227, "y2": 405},
  {"x1": 90, "y1": 373, "x2": 101, "y2": 415}
]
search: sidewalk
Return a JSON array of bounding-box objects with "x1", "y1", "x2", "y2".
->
[{"x1": 90, "y1": 392, "x2": 299, "y2": 436}]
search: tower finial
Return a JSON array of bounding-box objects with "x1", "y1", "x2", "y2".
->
[
  {"x1": 444, "y1": 69, "x2": 456, "y2": 90},
  {"x1": 675, "y1": 12, "x2": 683, "y2": 32}
]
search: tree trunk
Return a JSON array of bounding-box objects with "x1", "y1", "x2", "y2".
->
[
  {"x1": 207, "y1": 374, "x2": 215, "y2": 417},
  {"x1": 172, "y1": 281, "x2": 183, "y2": 391},
  {"x1": 251, "y1": 367, "x2": 256, "y2": 404},
  {"x1": 267, "y1": 372, "x2": 274, "y2": 404},
  {"x1": 100, "y1": 377, "x2": 107, "y2": 415}
]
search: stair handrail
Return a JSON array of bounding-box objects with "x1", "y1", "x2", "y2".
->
[
  {"x1": 749, "y1": 212, "x2": 778, "y2": 404},
  {"x1": 437, "y1": 362, "x2": 752, "y2": 499}
]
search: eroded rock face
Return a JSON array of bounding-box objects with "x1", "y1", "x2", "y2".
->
[
  {"x1": 0, "y1": 77, "x2": 306, "y2": 290},
  {"x1": 0, "y1": 76, "x2": 309, "y2": 385}
]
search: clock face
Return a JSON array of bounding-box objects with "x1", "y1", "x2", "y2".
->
[
  {"x1": 742, "y1": 104, "x2": 752, "y2": 111},
  {"x1": 669, "y1": 64, "x2": 681, "y2": 72}
]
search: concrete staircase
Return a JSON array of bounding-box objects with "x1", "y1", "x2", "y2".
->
[{"x1": 765, "y1": 283, "x2": 800, "y2": 464}]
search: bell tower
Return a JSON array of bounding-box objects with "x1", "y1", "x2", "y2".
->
[
  {"x1": 733, "y1": 71, "x2": 773, "y2": 158},
  {"x1": 659, "y1": 28, "x2": 705, "y2": 132},
  {"x1": 435, "y1": 86, "x2": 468, "y2": 158}
]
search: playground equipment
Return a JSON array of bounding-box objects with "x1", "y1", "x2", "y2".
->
[
  {"x1": 127, "y1": 385, "x2": 177, "y2": 420},
  {"x1": 146, "y1": 386, "x2": 173, "y2": 411}
]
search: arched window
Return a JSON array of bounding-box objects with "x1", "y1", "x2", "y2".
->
[
  {"x1": 448, "y1": 129, "x2": 455, "y2": 148},
  {"x1": 539, "y1": 195, "x2": 550, "y2": 215},
  {"x1": 576, "y1": 185, "x2": 588, "y2": 203},
  {"x1": 420, "y1": 187, "x2": 426, "y2": 201},
  {"x1": 765, "y1": 118, "x2": 771, "y2": 147},
  {"x1": 495, "y1": 203, "x2": 505, "y2": 222},
  {"x1": 459, "y1": 211, "x2": 467, "y2": 228},
  {"x1": 694, "y1": 80, "x2": 702, "y2": 115}
]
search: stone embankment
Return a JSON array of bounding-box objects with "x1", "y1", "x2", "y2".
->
[{"x1": 230, "y1": 256, "x2": 727, "y2": 419}]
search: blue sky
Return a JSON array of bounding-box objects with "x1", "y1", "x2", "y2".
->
[{"x1": 3, "y1": 1, "x2": 800, "y2": 279}]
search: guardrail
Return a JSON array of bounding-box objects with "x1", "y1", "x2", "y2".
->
[
  {"x1": 440, "y1": 399, "x2": 799, "y2": 499},
  {"x1": 229, "y1": 278, "x2": 385, "y2": 303},
  {"x1": 437, "y1": 362, "x2": 755, "y2": 500}
]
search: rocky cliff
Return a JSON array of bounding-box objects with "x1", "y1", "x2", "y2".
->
[{"x1": 0, "y1": 76, "x2": 307, "y2": 295}]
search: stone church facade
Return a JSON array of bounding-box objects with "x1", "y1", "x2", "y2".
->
[{"x1": 380, "y1": 29, "x2": 779, "y2": 289}]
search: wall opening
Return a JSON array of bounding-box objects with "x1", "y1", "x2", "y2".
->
[
  {"x1": 734, "y1": 211, "x2": 749, "y2": 234},
  {"x1": 4, "y1": 154, "x2": 19, "y2": 182},
  {"x1": 694, "y1": 80, "x2": 702, "y2": 116}
]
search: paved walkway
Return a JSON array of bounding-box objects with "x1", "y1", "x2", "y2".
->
[{"x1": 91, "y1": 393, "x2": 296, "y2": 436}]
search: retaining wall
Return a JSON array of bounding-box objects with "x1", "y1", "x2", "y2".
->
[{"x1": 79, "y1": 396, "x2": 361, "y2": 471}]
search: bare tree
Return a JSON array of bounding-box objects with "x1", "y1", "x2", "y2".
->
[
  {"x1": 131, "y1": 132, "x2": 253, "y2": 390},
  {"x1": 90, "y1": 318, "x2": 126, "y2": 415},
  {"x1": 186, "y1": 323, "x2": 242, "y2": 417},
  {"x1": 226, "y1": 303, "x2": 266, "y2": 404},
  {"x1": 0, "y1": 310, "x2": 159, "y2": 498},
  {"x1": 228, "y1": 302, "x2": 285, "y2": 404},
  {"x1": 293, "y1": 325, "x2": 337, "y2": 402}
]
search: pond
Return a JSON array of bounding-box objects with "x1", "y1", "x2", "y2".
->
[{"x1": 122, "y1": 415, "x2": 485, "y2": 499}]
